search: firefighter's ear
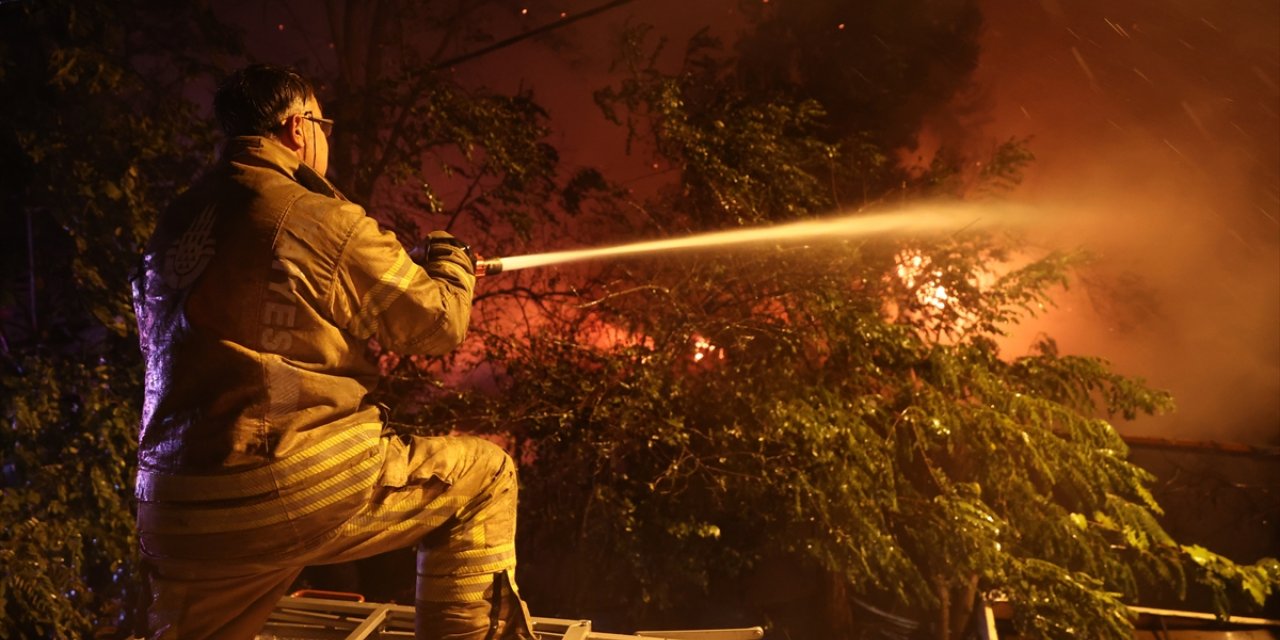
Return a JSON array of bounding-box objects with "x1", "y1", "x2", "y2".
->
[{"x1": 278, "y1": 114, "x2": 305, "y2": 151}]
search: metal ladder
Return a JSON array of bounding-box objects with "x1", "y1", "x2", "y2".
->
[{"x1": 257, "y1": 594, "x2": 765, "y2": 640}]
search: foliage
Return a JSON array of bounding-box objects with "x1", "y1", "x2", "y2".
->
[
  {"x1": 0, "y1": 0, "x2": 593, "y2": 635},
  {"x1": 596, "y1": 25, "x2": 839, "y2": 228},
  {"x1": 1, "y1": 356, "x2": 140, "y2": 639},
  {"x1": 1183, "y1": 546, "x2": 1280, "y2": 618},
  {"x1": 431, "y1": 18, "x2": 1278, "y2": 640},
  {"x1": 467, "y1": 244, "x2": 1214, "y2": 637},
  {"x1": 0, "y1": 0, "x2": 237, "y2": 635},
  {"x1": 2, "y1": 0, "x2": 1275, "y2": 638},
  {"x1": 315, "y1": 0, "x2": 566, "y2": 250}
]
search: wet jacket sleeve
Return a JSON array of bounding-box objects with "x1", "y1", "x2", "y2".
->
[{"x1": 328, "y1": 212, "x2": 475, "y2": 355}]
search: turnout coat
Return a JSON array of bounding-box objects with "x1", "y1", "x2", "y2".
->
[{"x1": 131, "y1": 136, "x2": 475, "y2": 561}]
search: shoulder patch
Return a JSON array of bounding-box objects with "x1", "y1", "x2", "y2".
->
[{"x1": 162, "y1": 204, "x2": 217, "y2": 290}]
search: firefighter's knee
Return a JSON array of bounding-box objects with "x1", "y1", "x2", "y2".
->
[{"x1": 468, "y1": 437, "x2": 518, "y2": 496}]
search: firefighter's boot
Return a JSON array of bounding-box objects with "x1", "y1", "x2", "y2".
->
[{"x1": 415, "y1": 569, "x2": 534, "y2": 640}]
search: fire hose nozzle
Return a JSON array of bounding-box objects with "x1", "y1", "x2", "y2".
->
[{"x1": 475, "y1": 258, "x2": 504, "y2": 277}]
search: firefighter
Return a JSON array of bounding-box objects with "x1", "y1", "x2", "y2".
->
[{"x1": 131, "y1": 63, "x2": 533, "y2": 639}]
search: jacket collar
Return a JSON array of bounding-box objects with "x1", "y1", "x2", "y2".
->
[{"x1": 223, "y1": 136, "x2": 343, "y2": 200}]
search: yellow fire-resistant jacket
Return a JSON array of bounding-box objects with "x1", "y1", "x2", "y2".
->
[{"x1": 131, "y1": 136, "x2": 475, "y2": 561}]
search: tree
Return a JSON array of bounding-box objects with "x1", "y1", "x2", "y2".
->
[
  {"x1": 2, "y1": 0, "x2": 1274, "y2": 637},
  {"x1": 430, "y1": 19, "x2": 1279, "y2": 640},
  {"x1": 316, "y1": 0, "x2": 571, "y2": 245},
  {"x1": 0, "y1": 0, "x2": 589, "y2": 634},
  {"x1": 0, "y1": 1, "x2": 239, "y2": 635}
]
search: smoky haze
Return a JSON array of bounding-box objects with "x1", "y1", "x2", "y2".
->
[
  {"x1": 228, "y1": 0, "x2": 1277, "y2": 443},
  {"x1": 946, "y1": 0, "x2": 1280, "y2": 444},
  {"x1": 457, "y1": 0, "x2": 1279, "y2": 445}
]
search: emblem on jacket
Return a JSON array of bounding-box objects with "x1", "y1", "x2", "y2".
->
[{"x1": 162, "y1": 204, "x2": 217, "y2": 290}]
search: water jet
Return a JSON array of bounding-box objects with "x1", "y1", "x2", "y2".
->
[{"x1": 474, "y1": 202, "x2": 1028, "y2": 277}]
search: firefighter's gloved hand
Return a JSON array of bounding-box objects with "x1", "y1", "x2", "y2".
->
[{"x1": 414, "y1": 231, "x2": 475, "y2": 276}]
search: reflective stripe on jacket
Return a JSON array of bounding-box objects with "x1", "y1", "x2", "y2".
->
[{"x1": 131, "y1": 136, "x2": 474, "y2": 558}]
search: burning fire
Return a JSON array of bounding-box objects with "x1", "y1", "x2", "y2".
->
[
  {"x1": 691, "y1": 334, "x2": 723, "y2": 363},
  {"x1": 892, "y1": 249, "x2": 991, "y2": 337},
  {"x1": 895, "y1": 250, "x2": 952, "y2": 311}
]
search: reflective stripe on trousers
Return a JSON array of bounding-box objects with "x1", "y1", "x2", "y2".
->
[{"x1": 140, "y1": 434, "x2": 533, "y2": 640}]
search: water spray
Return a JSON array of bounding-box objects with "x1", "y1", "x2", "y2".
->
[{"x1": 472, "y1": 203, "x2": 1028, "y2": 277}]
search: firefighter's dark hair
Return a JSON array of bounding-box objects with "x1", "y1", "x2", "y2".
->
[{"x1": 214, "y1": 64, "x2": 316, "y2": 137}]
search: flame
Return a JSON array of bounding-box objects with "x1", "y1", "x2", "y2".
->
[
  {"x1": 691, "y1": 333, "x2": 723, "y2": 363},
  {"x1": 891, "y1": 249, "x2": 992, "y2": 337},
  {"x1": 895, "y1": 250, "x2": 953, "y2": 312}
]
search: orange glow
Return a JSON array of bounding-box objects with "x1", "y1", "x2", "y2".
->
[
  {"x1": 895, "y1": 250, "x2": 951, "y2": 310},
  {"x1": 691, "y1": 334, "x2": 723, "y2": 363},
  {"x1": 893, "y1": 250, "x2": 976, "y2": 333}
]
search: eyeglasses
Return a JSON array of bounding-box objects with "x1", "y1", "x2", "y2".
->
[
  {"x1": 282, "y1": 111, "x2": 334, "y2": 137},
  {"x1": 301, "y1": 112, "x2": 334, "y2": 136}
]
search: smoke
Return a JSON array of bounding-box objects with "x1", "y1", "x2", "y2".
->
[
  {"x1": 942, "y1": 0, "x2": 1280, "y2": 444},
  {"x1": 237, "y1": 0, "x2": 1276, "y2": 443},
  {"x1": 458, "y1": 0, "x2": 1280, "y2": 443}
]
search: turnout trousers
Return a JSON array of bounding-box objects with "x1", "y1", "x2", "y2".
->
[{"x1": 139, "y1": 434, "x2": 534, "y2": 640}]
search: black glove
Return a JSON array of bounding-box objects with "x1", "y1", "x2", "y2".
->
[{"x1": 412, "y1": 230, "x2": 475, "y2": 275}]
